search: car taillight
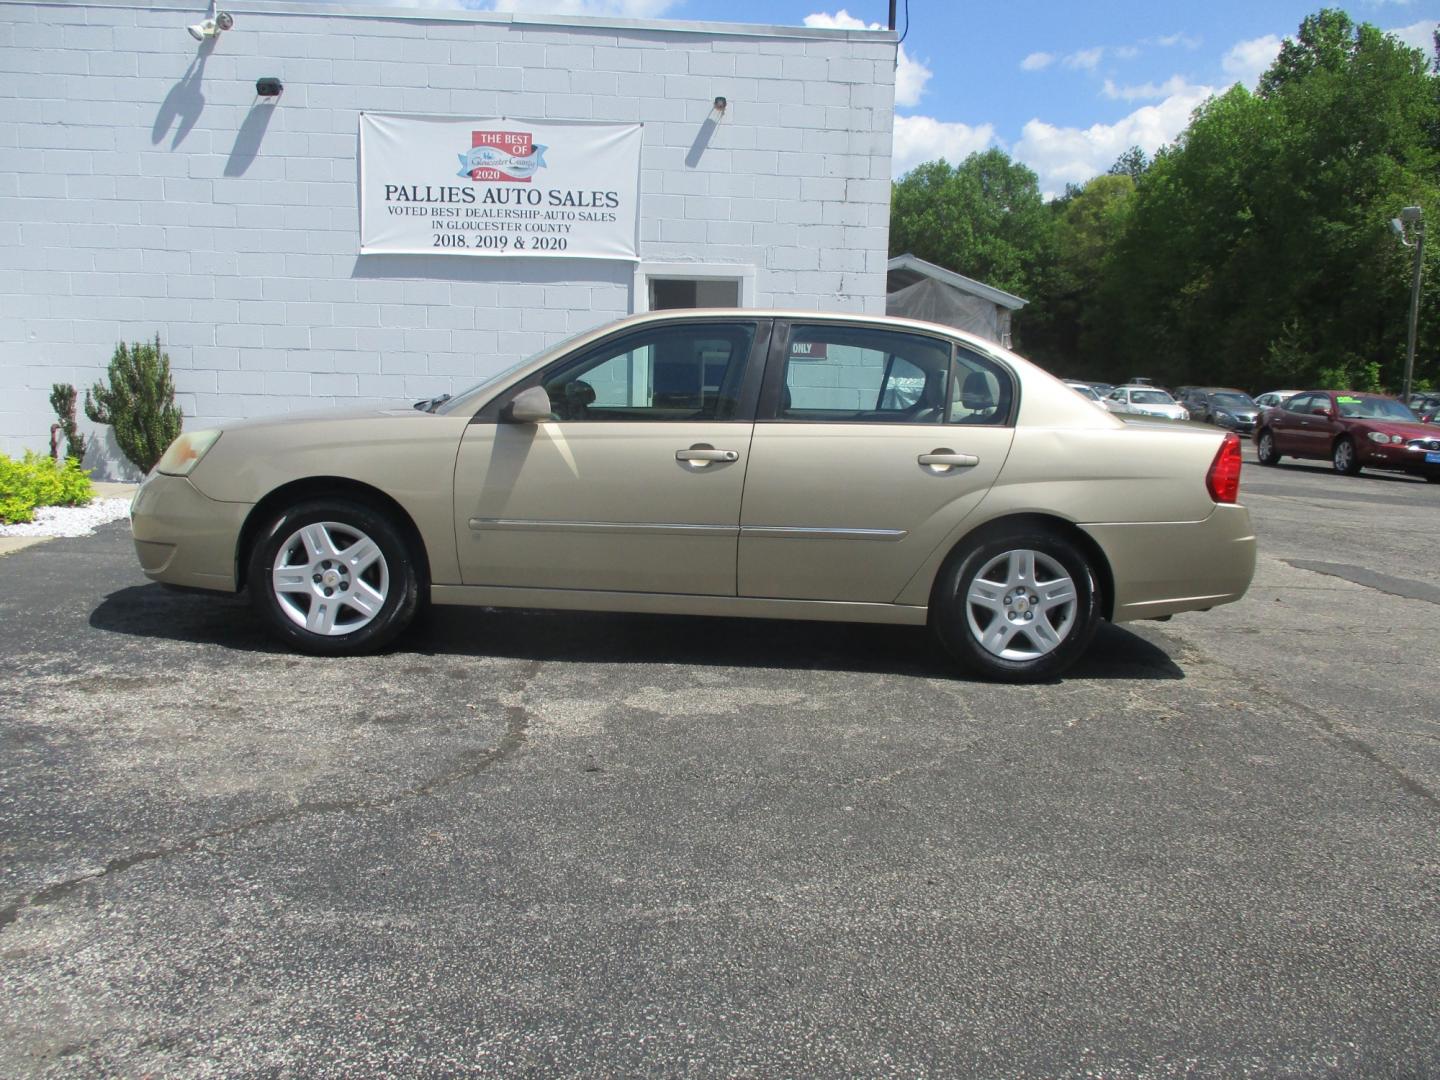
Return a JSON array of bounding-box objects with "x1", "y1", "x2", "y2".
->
[{"x1": 1206, "y1": 432, "x2": 1242, "y2": 504}]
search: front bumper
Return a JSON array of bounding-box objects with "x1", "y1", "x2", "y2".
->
[
  {"x1": 1081, "y1": 504, "x2": 1256, "y2": 622},
  {"x1": 1359, "y1": 442, "x2": 1440, "y2": 476},
  {"x1": 130, "y1": 472, "x2": 252, "y2": 592}
]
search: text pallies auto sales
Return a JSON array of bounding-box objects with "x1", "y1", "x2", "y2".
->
[{"x1": 383, "y1": 185, "x2": 620, "y2": 208}]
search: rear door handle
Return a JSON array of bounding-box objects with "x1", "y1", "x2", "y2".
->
[
  {"x1": 676, "y1": 447, "x2": 739, "y2": 463},
  {"x1": 919, "y1": 451, "x2": 979, "y2": 469}
]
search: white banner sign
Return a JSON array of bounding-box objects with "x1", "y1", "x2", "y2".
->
[{"x1": 359, "y1": 114, "x2": 642, "y2": 260}]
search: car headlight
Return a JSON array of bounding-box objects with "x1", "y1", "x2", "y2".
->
[
  {"x1": 1179, "y1": 409, "x2": 1190, "y2": 420},
  {"x1": 1365, "y1": 432, "x2": 1403, "y2": 445},
  {"x1": 1215, "y1": 411, "x2": 1232, "y2": 421},
  {"x1": 155, "y1": 430, "x2": 222, "y2": 476}
]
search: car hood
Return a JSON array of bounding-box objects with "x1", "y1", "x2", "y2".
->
[
  {"x1": 1355, "y1": 420, "x2": 1440, "y2": 439},
  {"x1": 212, "y1": 404, "x2": 442, "y2": 432}
]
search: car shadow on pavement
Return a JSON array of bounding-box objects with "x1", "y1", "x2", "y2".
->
[{"x1": 91, "y1": 584, "x2": 1184, "y2": 682}]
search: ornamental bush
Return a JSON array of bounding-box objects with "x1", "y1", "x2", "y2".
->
[
  {"x1": 49, "y1": 383, "x2": 87, "y2": 463},
  {"x1": 0, "y1": 452, "x2": 93, "y2": 524},
  {"x1": 85, "y1": 334, "x2": 183, "y2": 475}
]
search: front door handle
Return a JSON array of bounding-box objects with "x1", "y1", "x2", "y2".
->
[
  {"x1": 676, "y1": 447, "x2": 739, "y2": 463},
  {"x1": 919, "y1": 451, "x2": 979, "y2": 469}
]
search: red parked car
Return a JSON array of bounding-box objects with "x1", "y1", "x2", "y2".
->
[{"x1": 1254, "y1": 390, "x2": 1440, "y2": 482}]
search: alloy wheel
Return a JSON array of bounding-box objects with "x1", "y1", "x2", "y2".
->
[
  {"x1": 964, "y1": 548, "x2": 1078, "y2": 661},
  {"x1": 270, "y1": 521, "x2": 390, "y2": 636}
]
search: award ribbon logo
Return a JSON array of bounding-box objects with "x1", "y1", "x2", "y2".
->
[{"x1": 458, "y1": 130, "x2": 548, "y2": 182}]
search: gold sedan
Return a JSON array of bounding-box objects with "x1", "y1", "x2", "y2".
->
[{"x1": 130, "y1": 311, "x2": 1255, "y2": 681}]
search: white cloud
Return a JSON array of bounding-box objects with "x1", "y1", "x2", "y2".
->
[
  {"x1": 891, "y1": 115, "x2": 995, "y2": 176},
  {"x1": 803, "y1": 10, "x2": 931, "y2": 107},
  {"x1": 1102, "y1": 74, "x2": 1192, "y2": 102},
  {"x1": 1156, "y1": 32, "x2": 1201, "y2": 49},
  {"x1": 1013, "y1": 80, "x2": 1214, "y2": 196},
  {"x1": 1020, "y1": 51, "x2": 1054, "y2": 71},
  {"x1": 1064, "y1": 47, "x2": 1104, "y2": 71},
  {"x1": 1221, "y1": 34, "x2": 1282, "y2": 87},
  {"x1": 1386, "y1": 19, "x2": 1438, "y2": 52}
]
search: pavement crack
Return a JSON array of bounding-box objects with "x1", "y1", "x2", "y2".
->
[
  {"x1": 1150, "y1": 624, "x2": 1439, "y2": 809},
  {"x1": 0, "y1": 664, "x2": 539, "y2": 934}
]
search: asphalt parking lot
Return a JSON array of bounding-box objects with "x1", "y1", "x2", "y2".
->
[{"x1": 2, "y1": 448, "x2": 1438, "y2": 1078}]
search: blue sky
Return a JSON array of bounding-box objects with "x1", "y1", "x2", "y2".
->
[{"x1": 385, "y1": 0, "x2": 1439, "y2": 195}]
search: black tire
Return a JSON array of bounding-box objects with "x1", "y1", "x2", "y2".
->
[
  {"x1": 247, "y1": 498, "x2": 421, "y2": 656},
  {"x1": 1256, "y1": 429, "x2": 1281, "y2": 466},
  {"x1": 1332, "y1": 437, "x2": 1362, "y2": 476},
  {"x1": 932, "y1": 530, "x2": 1102, "y2": 683}
]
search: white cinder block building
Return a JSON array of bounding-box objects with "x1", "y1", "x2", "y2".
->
[{"x1": 0, "y1": 0, "x2": 897, "y2": 470}]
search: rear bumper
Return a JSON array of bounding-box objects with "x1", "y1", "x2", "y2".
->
[
  {"x1": 130, "y1": 472, "x2": 251, "y2": 592},
  {"x1": 1081, "y1": 504, "x2": 1256, "y2": 622}
]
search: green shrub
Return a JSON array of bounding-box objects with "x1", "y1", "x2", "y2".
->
[
  {"x1": 49, "y1": 383, "x2": 87, "y2": 463},
  {"x1": 84, "y1": 334, "x2": 183, "y2": 474},
  {"x1": 0, "y1": 452, "x2": 94, "y2": 524}
]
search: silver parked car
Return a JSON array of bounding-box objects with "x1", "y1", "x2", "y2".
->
[
  {"x1": 131, "y1": 310, "x2": 1256, "y2": 682},
  {"x1": 1106, "y1": 385, "x2": 1191, "y2": 421}
]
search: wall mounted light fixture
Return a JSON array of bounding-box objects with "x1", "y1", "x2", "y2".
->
[
  {"x1": 187, "y1": 0, "x2": 233, "y2": 41},
  {"x1": 256, "y1": 77, "x2": 283, "y2": 98}
]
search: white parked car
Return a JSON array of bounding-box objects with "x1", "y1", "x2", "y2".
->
[
  {"x1": 1254, "y1": 390, "x2": 1301, "y2": 410},
  {"x1": 1062, "y1": 381, "x2": 1110, "y2": 410},
  {"x1": 1106, "y1": 385, "x2": 1190, "y2": 421}
]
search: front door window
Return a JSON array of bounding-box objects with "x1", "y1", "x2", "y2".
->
[{"x1": 542, "y1": 323, "x2": 756, "y2": 422}]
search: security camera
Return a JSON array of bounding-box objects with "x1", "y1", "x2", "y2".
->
[{"x1": 186, "y1": 10, "x2": 232, "y2": 40}]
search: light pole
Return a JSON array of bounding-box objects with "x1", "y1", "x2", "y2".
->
[{"x1": 1390, "y1": 205, "x2": 1424, "y2": 402}]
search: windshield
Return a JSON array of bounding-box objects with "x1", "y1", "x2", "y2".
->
[
  {"x1": 1131, "y1": 390, "x2": 1175, "y2": 405},
  {"x1": 1334, "y1": 395, "x2": 1417, "y2": 421},
  {"x1": 1069, "y1": 384, "x2": 1100, "y2": 400},
  {"x1": 433, "y1": 328, "x2": 597, "y2": 415},
  {"x1": 1212, "y1": 392, "x2": 1255, "y2": 408}
]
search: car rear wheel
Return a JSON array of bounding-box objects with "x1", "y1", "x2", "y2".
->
[
  {"x1": 248, "y1": 499, "x2": 420, "y2": 655},
  {"x1": 1256, "y1": 430, "x2": 1281, "y2": 466},
  {"x1": 933, "y1": 531, "x2": 1101, "y2": 683},
  {"x1": 1332, "y1": 438, "x2": 1361, "y2": 476}
]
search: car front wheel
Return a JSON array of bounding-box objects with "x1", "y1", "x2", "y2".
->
[
  {"x1": 1257, "y1": 430, "x2": 1281, "y2": 466},
  {"x1": 1333, "y1": 438, "x2": 1361, "y2": 476},
  {"x1": 933, "y1": 531, "x2": 1101, "y2": 683},
  {"x1": 248, "y1": 499, "x2": 420, "y2": 655}
]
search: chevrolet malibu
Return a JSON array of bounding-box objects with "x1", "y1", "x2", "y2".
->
[{"x1": 131, "y1": 311, "x2": 1256, "y2": 682}]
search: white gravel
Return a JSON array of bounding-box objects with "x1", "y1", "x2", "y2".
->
[{"x1": 0, "y1": 498, "x2": 132, "y2": 538}]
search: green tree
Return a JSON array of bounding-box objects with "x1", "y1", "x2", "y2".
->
[
  {"x1": 1090, "y1": 9, "x2": 1438, "y2": 390},
  {"x1": 85, "y1": 335, "x2": 183, "y2": 474},
  {"x1": 1022, "y1": 173, "x2": 1136, "y2": 373},
  {"x1": 889, "y1": 150, "x2": 1055, "y2": 302}
]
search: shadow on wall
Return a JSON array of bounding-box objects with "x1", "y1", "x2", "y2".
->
[
  {"x1": 82, "y1": 426, "x2": 146, "y2": 484},
  {"x1": 352, "y1": 254, "x2": 638, "y2": 308},
  {"x1": 224, "y1": 100, "x2": 278, "y2": 177},
  {"x1": 152, "y1": 40, "x2": 215, "y2": 149},
  {"x1": 684, "y1": 117, "x2": 717, "y2": 169}
]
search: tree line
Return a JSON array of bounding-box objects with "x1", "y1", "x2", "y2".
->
[{"x1": 890, "y1": 9, "x2": 1439, "y2": 393}]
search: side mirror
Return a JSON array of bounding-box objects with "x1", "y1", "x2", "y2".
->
[{"x1": 504, "y1": 386, "x2": 553, "y2": 424}]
